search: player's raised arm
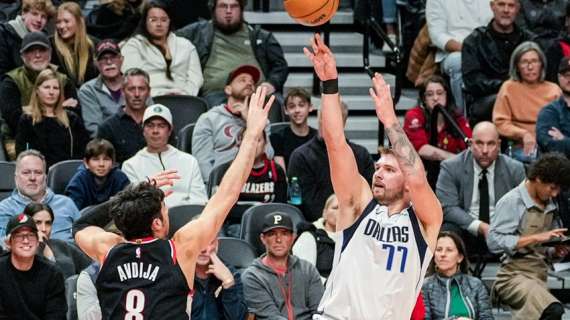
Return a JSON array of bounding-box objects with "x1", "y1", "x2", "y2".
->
[
  {"x1": 304, "y1": 34, "x2": 372, "y2": 229},
  {"x1": 369, "y1": 73, "x2": 442, "y2": 248}
]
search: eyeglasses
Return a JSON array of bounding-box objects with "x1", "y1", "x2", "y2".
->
[
  {"x1": 11, "y1": 232, "x2": 38, "y2": 242},
  {"x1": 424, "y1": 90, "x2": 446, "y2": 98},
  {"x1": 147, "y1": 17, "x2": 169, "y2": 24},
  {"x1": 518, "y1": 59, "x2": 541, "y2": 68},
  {"x1": 216, "y1": 3, "x2": 240, "y2": 10}
]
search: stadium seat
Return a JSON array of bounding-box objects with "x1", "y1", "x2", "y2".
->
[
  {"x1": 0, "y1": 161, "x2": 15, "y2": 201},
  {"x1": 167, "y1": 204, "x2": 205, "y2": 238},
  {"x1": 269, "y1": 121, "x2": 289, "y2": 134},
  {"x1": 47, "y1": 160, "x2": 83, "y2": 194},
  {"x1": 218, "y1": 237, "x2": 258, "y2": 272},
  {"x1": 206, "y1": 161, "x2": 231, "y2": 198},
  {"x1": 240, "y1": 203, "x2": 305, "y2": 256},
  {"x1": 65, "y1": 274, "x2": 79, "y2": 320},
  {"x1": 176, "y1": 123, "x2": 196, "y2": 154},
  {"x1": 152, "y1": 95, "x2": 208, "y2": 134}
]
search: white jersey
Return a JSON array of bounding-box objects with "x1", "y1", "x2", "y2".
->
[{"x1": 314, "y1": 199, "x2": 433, "y2": 320}]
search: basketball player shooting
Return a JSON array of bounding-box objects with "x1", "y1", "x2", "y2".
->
[
  {"x1": 304, "y1": 34, "x2": 443, "y2": 319},
  {"x1": 74, "y1": 87, "x2": 275, "y2": 319}
]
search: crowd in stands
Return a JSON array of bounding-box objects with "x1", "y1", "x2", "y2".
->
[{"x1": 1, "y1": 0, "x2": 570, "y2": 318}]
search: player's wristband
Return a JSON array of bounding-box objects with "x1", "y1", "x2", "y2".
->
[{"x1": 322, "y1": 79, "x2": 338, "y2": 94}]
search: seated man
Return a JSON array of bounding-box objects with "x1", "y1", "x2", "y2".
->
[
  {"x1": 288, "y1": 102, "x2": 374, "y2": 222},
  {"x1": 516, "y1": 0, "x2": 566, "y2": 50},
  {"x1": 0, "y1": 149, "x2": 79, "y2": 240},
  {"x1": 193, "y1": 64, "x2": 273, "y2": 183},
  {"x1": 242, "y1": 212, "x2": 324, "y2": 320},
  {"x1": 176, "y1": 0, "x2": 288, "y2": 107},
  {"x1": 0, "y1": 214, "x2": 66, "y2": 319},
  {"x1": 192, "y1": 237, "x2": 247, "y2": 320},
  {"x1": 64, "y1": 138, "x2": 131, "y2": 210},
  {"x1": 487, "y1": 153, "x2": 570, "y2": 320},
  {"x1": 436, "y1": 121, "x2": 525, "y2": 255},
  {"x1": 122, "y1": 104, "x2": 208, "y2": 207},
  {"x1": 462, "y1": 0, "x2": 532, "y2": 125},
  {"x1": 270, "y1": 87, "x2": 317, "y2": 170}
]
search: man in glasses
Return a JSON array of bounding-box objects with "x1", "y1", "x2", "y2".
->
[{"x1": 0, "y1": 213, "x2": 67, "y2": 319}]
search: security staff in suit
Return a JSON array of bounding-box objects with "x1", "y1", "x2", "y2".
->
[{"x1": 436, "y1": 121, "x2": 526, "y2": 254}]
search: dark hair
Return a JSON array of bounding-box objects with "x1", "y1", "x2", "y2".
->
[
  {"x1": 84, "y1": 138, "x2": 116, "y2": 162},
  {"x1": 418, "y1": 75, "x2": 463, "y2": 140},
  {"x1": 285, "y1": 87, "x2": 311, "y2": 106},
  {"x1": 111, "y1": 182, "x2": 165, "y2": 240},
  {"x1": 210, "y1": 0, "x2": 246, "y2": 12},
  {"x1": 528, "y1": 152, "x2": 570, "y2": 188},
  {"x1": 428, "y1": 231, "x2": 470, "y2": 275},
  {"x1": 24, "y1": 202, "x2": 55, "y2": 222}
]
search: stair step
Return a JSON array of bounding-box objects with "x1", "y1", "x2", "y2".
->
[
  {"x1": 274, "y1": 31, "x2": 364, "y2": 47},
  {"x1": 285, "y1": 52, "x2": 384, "y2": 68},
  {"x1": 244, "y1": 10, "x2": 354, "y2": 25},
  {"x1": 284, "y1": 72, "x2": 394, "y2": 95}
]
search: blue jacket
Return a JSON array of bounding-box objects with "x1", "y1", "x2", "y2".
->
[
  {"x1": 536, "y1": 96, "x2": 570, "y2": 156},
  {"x1": 0, "y1": 188, "x2": 80, "y2": 241},
  {"x1": 191, "y1": 265, "x2": 247, "y2": 320},
  {"x1": 64, "y1": 164, "x2": 130, "y2": 210}
]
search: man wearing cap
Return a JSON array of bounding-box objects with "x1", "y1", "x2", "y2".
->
[
  {"x1": 0, "y1": 31, "x2": 78, "y2": 159},
  {"x1": 79, "y1": 39, "x2": 127, "y2": 137},
  {"x1": 242, "y1": 212, "x2": 324, "y2": 320},
  {"x1": 0, "y1": 213, "x2": 67, "y2": 319},
  {"x1": 193, "y1": 64, "x2": 274, "y2": 183},
  {"x1": 122, "y1": 103, "x2": 207, "y2": 207}
]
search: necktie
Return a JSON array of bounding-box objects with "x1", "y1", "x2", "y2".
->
[{"x1": 479, "y1": 169, "x2": 489, "y2": 224}]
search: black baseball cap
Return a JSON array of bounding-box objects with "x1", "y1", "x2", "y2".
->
[
  {"x1": 6, "y1": 214, "x2": 37, "y2": 236},
  {"x1": 226, "y1": 64, "x2": 261, "y2": 85},
  {"x1": 261, "y1": 212, "x2": 294, "y2": 234},
  {"x1": 20, "y1": 31, "x2": 50, "y2": 54}
]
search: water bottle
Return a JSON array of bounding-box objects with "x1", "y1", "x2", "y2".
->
[{"x1": 289, "y1": 177, "x2": 302, "y2": 205}]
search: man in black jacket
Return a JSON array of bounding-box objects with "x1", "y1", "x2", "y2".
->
[
  {"x1": 175, "y1": 0, "x2": 288, "y2": 107},
  {"x1": 462, "y1": 0, "x2": 532, "y2": 126}
]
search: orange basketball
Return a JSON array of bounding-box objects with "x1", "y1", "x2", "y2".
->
[{"x1": 284, "y1": 0, "x2": 339, "y2": 27}]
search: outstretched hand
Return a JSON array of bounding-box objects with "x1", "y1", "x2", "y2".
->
[
  {"x1": 303, "y1": 33, "x2": 338, "y2": 81},
  {"x1": 369, "y1": 73, "x2": 397, "y2": 127},
  {"x1": 148, "y1": 170, "x2": 180, "y2": 197},
  {"x1": 246, "y1": 86, "x2": 274, "y2": 136}
]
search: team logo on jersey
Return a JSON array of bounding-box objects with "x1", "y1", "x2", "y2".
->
[{"x1": 136, "y1": 247, "x2": 141, "y2": 259}]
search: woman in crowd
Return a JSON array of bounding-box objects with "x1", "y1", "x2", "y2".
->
[
  {"x1": 493, "y1": 41, "x2": 561, "y2": 163},
  {"x1": 51, "y1": 2, "x2": 98, "y2": 87},
  {"x1": 15, "y1": 68, "x2": 90, "y2": 168},
  {"x1": 403, "y1": 75, "x2": 472, "y2": 187},
  {"x1": 422, "y1": 231, "x2": 493, "y2": 320},
  {"x1": 121, "y1": 1, "x2": 203, "y2": 97},
  {"x1": 25, "y1": 203, "x2": 92, "y2": 279}
]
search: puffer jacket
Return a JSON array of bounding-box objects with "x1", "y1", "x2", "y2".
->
[{"x1": 422, "y1": 272, "x2": 494, "y2": 320}]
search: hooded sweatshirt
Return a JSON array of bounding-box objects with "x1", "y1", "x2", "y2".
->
[
  {"x1": 241, "y1": 254, "x2": 324, "y2": 320},
  {"x1": 122, "y1": 145, "x2": 207, "y2": 207}
]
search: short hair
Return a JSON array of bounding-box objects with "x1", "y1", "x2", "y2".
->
[
  {"x1": 210, "y1": 0, "x2": 246, "y2": 12},
  {"x1": 527, "y1": 152, "x2": 570, "y2": 188},
  {"x1": 285, "y1": 88, "x2": 311, "y2": 106},
  {"x1": 15, "y1": 149, "x2": 46, "y2": 172},
  {"x1": 22, "y1": 0, "x2": 56, "y2": 17},
  {"x1": 122, "y1": 68, "x2": 150, "y2": 88},
  {"x1": 24, "y1": 202, "x2": 54, "y2": 222},
  {"x1": 84, "y1": 138, "x2": 116, "y2": 162},
  {"x1": 509, "y1": 41, "x2": 547, "y2": 82},
  {"x1": 110, "y1": 182, "x2": 165, "y2": 240}
]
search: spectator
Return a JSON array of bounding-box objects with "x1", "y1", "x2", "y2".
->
[
  {"x1": 122, "y1": 103, "x2": 207, "y2": 207},
  {"x1": 97, "y1": 67, "x2": 150, "y2": 163},
  {"x1": 487, "y1": 153, "x2": 570, "y2": 320},
  {"x1": 25, "y1": 202, "x2": 92, "y2": 278},
  {"x1": 270, "y1": 87, "x2": 316, "y2": 170},
  {"x1": 462, "y1": 0, "x2": 532, "y2": 125},
  {"x1": 537, "y1": 57, "x2": 570, "y2": 158},
  {"x1": 292, "y1": 193, "x2": 337, "y2": 281},
  {"x1": 436, "y1": 121, "x2": 525, "y2": 255},
  {"x1": 176, "y1": 0, "x2": 288, "y2": 107},
  {"x1": 15, "y1": 67, "x2": 90, "y2": 167},
  {"x1": 242, "y1": 212, "x2": 324, "y2": 320},
  {"x1": 64, "y1": 138, "x2": 130, "y2": 210},
  {"x1": 192, "y1": 237, "x2": 247, "y2": 320},
  {"x1": 85, "y1": 0, "x2": 143, "y2": 42},
  {"x1": 0, "y1": 0, "x2": 55, "y2": 76},
  {"x1": 51, "y1": 2, "x2": 97, "y2": 88},
  {"x1": 544, "y1": 2, "x2": 570, "y2": 82},
  {"x1": 422, "y1": 231, "x2": 493, "y2": 320},
  {"x1": 192, "y1": 64, "x2": 273, "y2": 183},
  {"x1": 516, "y1": 0, "x2": 566, "y2": 50},
  {"x1": 79, "y1": 39, "x2": 125, "y2": 136},
  {"x1": 0, "y1": 31, "x2": 78, "y2": 158},
  {"x1": 403, "y1": 75, "x2": 472, "y2": 188},
  {"x1": 121, "y1": 1, "x2": 203, "y2": 97},
  {"x1": 426, "y1": 0, "x2": 492, "y2": 112},
  {"x1": 288, "y1": 102, "x2": 374, "y2": 222},
  {"x1": 0, "y1": 150, "x2": 80, "y2": 240},
  {"x1": 0, "y1": 213, "x2": 66, "y2": 319},
  {"x1": 493, "y1": 41, "x2": 561, "y2": 163}
]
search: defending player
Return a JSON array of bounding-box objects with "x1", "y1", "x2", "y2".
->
[
  {"x1": 304, "y1": 34, "x2": 443, "y2": 319},
  {"x1": 74, "y1": 87, "x2": 275, "y2": 319}
]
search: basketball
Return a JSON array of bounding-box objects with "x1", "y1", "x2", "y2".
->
[{"x1": 284, "y1": 0, "x2": 339, "y2": 27}]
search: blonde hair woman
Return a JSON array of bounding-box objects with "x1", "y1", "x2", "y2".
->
[
  {"x1": 15, "y1": 68, "x2": 89, "y2": 167},
  {"x1": 52, "y1": 2, "x2": 98, "y2": 87}
]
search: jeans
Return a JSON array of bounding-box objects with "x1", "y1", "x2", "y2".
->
[
  {"x1": 441, "y1": 52, "x2": 465, "y2": 114},
  {"x1": 382, "y1": 0, "x2": 397, "y2": 23}
]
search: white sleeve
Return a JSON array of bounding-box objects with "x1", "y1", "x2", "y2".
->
[{"x1": 292, "y1": 231, "x2": 317, "y2": 266}]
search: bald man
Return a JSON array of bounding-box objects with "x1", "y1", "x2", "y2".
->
[{"x1": 436, "y1": 121, "x2": 525, "y2": 254}]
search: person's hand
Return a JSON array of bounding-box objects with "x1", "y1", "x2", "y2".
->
[
  {"x1": 37, "y1": 230, "x2": 48, "y2": 243},
  {"x1": 231, "y1": 97, "x2": 249, "y2": 121},
  {"x1": 534, "y1": 228, "x2": 567, "y2": 243},
  {"x1": 303, "y1": 33, "x2": 338, "y2": 81},
  {"x1": 548, "y1": 127, "x2": 565, "y2": 141},
  {"x1": 478, "y1": 222, "x2": 490, "y2": 238},
  {"x1": 369, "y1": 73, "x2": 397, "y2": 127},
  {"x1": 62, "y1": 98, "x2": 78, "y2": 108},
  {"x1": 259, "y1": 82, "x2": 276, "y2": 95},
  {"x1": 522, "y1": 132, "x2": 537, "y2": 156},
  {"x1": 207, "y1": 253, "x2": 234, "y2": 288},
  {"x1": 554, "y1": 245, "x2": 570, "y2": 258},
  {"x1": 246, "y1": 86, "x2": 274, "y2": 136},
  {"x1": 147, "y1": 170, "x2": 180, "y2": 197}
]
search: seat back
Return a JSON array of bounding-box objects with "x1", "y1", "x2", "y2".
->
[
  {"x1": 207, "y1": 162, "x2": 231, "y2": 198},
  {"x1": 167, "y1": 204, "x2": 205, "y2": 238},
  {"x1": 218, "y1": 237, "x2": 257, "y2": 271},
  {"x1": 65, "y1": 274, "x2": 79, "y2": 320},
  {"x1": 269, "y1": 122, "x2": 289, "y2": 135},
  {"x1": 176, "y1": 123, "x2": 196, "y2": 154},
  {"x1": 152, "y1": 95, "x2": 208, "y2": 134},
  {"x1": 0, "y1": 161, "x2": 15, "y2": 200},
  {"x1": 240, "y1": 203, "x2": 305, "y2": 256},
  {"x1": 47, "y1": 160, "x2": 83, "y2": 194}
]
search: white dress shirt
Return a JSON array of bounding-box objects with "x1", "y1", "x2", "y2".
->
[{"x1": 467, "y1": 159, "x2": 496, "y2": 235}]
